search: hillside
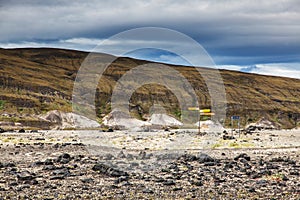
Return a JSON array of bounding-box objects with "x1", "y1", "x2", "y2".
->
[{"x1": 0, "y1": 48, "x2": 299, "y2": 129}]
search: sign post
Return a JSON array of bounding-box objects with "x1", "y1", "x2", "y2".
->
[
  {"x1": 188, "y1": 107, "x2": 200, "y2": 134},
  {"x1": 188, "y1": 107, "x2": 213, "y2": 134},
  {"x1": 231, "y1": 116, "x2": 240, "y2": 137}
]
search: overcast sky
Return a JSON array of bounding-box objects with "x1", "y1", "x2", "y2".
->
[{"x1": 1, "y1": 0, "x2": 300, "y2": 78}]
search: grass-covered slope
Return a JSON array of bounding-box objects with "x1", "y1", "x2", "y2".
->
[{"x1": 0, "y1": 48, "x2": 299, "y2": 128}]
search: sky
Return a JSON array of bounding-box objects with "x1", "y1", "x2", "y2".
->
[{"x1": 1, "y1": 0, "x2": 300, "y2": 79}]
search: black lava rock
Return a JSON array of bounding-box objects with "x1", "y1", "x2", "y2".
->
[
  {"x1": 43, "y1": 165, "x2": 57, "y2": 171},
  {"x1": 181, "y1": 154, "x2": 198, "y2": 162},
  {"x1": 198, "y1": 153, "x2": 216, "y2": 163},
  {"x1": 256, "y1": 179, "x2": 268, "y2": 185},
  {"x1": 114, "y1": 176, "x2": 129, "y2": 184},
  {"x1": 234, "y1": 153, "x2": 251, "y2": 161},
  {"x1": 52, "y1": 168, "x2": 70, "y2": 177},
  {"x1": 92, "y1": 163, "x2": 128, "y2": 177},
  {"x1": 17, "y1": 171, "x2": 36, "y2": 181},
  {"x1": 223, "y1": 135, "x2": 235, "y2": 140},
  {"x1": 163, "y1": 179, "x2": 176, "y2": 186},
  {"x1": 81, "y1": 178, "x2": 94, "y2": 183},
  {"x1": 117, "y1": 151, "x2": 126, "y2": 159},
  {"x1": 50, "y1": 175, "x2": 65, "y2": 180},
  {"x1": 57, "y1": 153, "x2": 72, "y2": 164},
  {"x1": 19, "y1": 129, "x2": 25, "y2": 133},
  {"x1": 204, "y1": 162, "x2": 216, "y2": 166},
  {"x1": 143, "y1": 188, "x2": 154, "y2": 194},
  {"x1": 107, "y1": 128, "x2": 114, "y2": 132},
  {"x1": 192, "y1": 180, "x2": 203, "y2": 186}
]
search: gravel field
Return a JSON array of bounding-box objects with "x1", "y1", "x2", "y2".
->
[{"x1": 0, "y1": 129, "x2": 299, "y2": 199}]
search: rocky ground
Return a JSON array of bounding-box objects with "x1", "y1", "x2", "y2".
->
[{"x1": 0, "y1": 130, "x2": 299, "y2": 199}]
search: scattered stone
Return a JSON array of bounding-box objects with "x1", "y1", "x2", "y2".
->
[
  {"x1": 173, "y1": 187, "x2": 183, "y2": 191},
  {"x1": 32, "y1": 160, "x2": 45, "y2": 167},
  {"x1": 117, "y1": 151, "x2": 126, "y2": 159},
  {"x1": 289, "y1": 170, "x2": 299, "y2": 176},
  {"x1": 92, "y1": 163, "x2": 128, "y2": 177},
  {"x1": 52, "y1": 168, "x2": 70, "y2": 177},
  {"x1": 107, "y1": 128, "x2": 114, "y2": 132},
  {"x1": 282, "y1": 175, "x2": 289, "y2": 181},
  {"x1": 19, "y1": 129, "x2": 26, "y2": 133},
  {"x1": 80, "y1": 178, "x2": 94, "y2": 183},
  {"x1": 266, "y1": 164, "x2": 279, "y2": 169},
  {"x1": 0, "y1": 128, "x2": 5, "y2": 133},
  {"x1": 155, "y1": 177, "x2": 165, "y2": 183},
  {"x1": 191, "y1": 180, "x2": 203, "y2": 186},
  {"x1": 138, "y1": 151, "x2": 147, "y2": 159},
  {"x1": 50, "y1": 175, "x2": 65, "y2": 180},
  {"x1": 239, "y1": 158, "x2": 249, "y2": 164},
  {"x1": 43, "y1": 165, "x2": 57, "y2": 171},
  {"x1": 234, "y1": 153, "x2": 251, "y2": 161},
  {"x1": 256, "y1": 179, "x2": 268, "y2": 185},
  {"x1": 198, "y1": 153, "x2": 216, "y2": 163},
  {"x1": 103, "y1": 153, "x2": 114, "y2": 160},
  {"x1": 17, "y1": 171, "x2": 36, "y2": 181},
  {"x1": 44, "y1": 159, "x2": 54, "y2": 165},
  {"x1": 2, "y1": 162, "x2": 16, "y2": 168},
  {"x1": 114, "y1": 176, "x2": 129, "y2": 184},
  {"x1": 204, "y1": 162, "x2": 216, "y2": 166},
  {"x1": 143, "y1": 188, "x2": 154, "y2": 194},
  {"x1": 223, "y1": 135, "x2": 235, "y2": 140},
  {"x1": 35, "y1": 137, "x2": 45, "y2": 141},
  {"x1": 15, "y1": 184, "x2": 30, "y2": 191},
  {"x1": 163, "y1": 179, "x2": 176, "y2": 186},
  {"x1": 270, "y1": 157, "x2": 285, "y2": 162},
  {"x1": 181, "y1": 154, "x2": 197, "y2": 162},
  {"x1": 56, "y1": 153, "x2": 72, "y2": 164}
]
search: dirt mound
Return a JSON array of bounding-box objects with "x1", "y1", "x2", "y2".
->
[
  {"x1": 40, "y1": 110, "x2": 100, "y2": 129},
  {"x1": 245, "y1": 118, "x2": 277, "y2": 132},
  {"x1": 148, "y1": 113, "x2": 183, "y2": 128},
  {"x1": 102, "y1": 109, "x2": 151, "y2": 130}
]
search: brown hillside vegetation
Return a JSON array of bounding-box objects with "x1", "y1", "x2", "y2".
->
[{"x1": 0, "y1": 48, "x2": 299, "y2": 129}]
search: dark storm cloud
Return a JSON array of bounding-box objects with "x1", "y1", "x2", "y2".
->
[{"x1": 1, "y1": 0, "x2": 300, "y2": 66}]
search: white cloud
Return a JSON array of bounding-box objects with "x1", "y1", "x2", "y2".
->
[
  {"x1": 63, "y1": 38, "x2": 105, "y2": 46},
  {"x1": 218, "y1": 63, "x2": 300, "y2": 79},
  {"x1": 248, "y1": 63, "x2": 300, "y2": 79},
  {"x1": 0, "y1": 1, "x2": 299, "y2": 67},
  {"x1": 1, "y1": 0, "x2": 300, "y2": 46},
  {"x1": 217, "y1": 65, "x2": 244, "y2": 71},
  {"x1": 1, "y1": 38, "x2": 300, "y2": 79},
  {"x1": 1, "y1": 0, "x2": 299, "y2": 79}
]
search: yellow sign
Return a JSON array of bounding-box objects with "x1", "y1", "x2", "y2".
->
[
  {"x1": 200, "y1": 112, "x2": 215, "y2": 116},
  {"x1": 188, "y1": 107, "x2": 199, "y2": 111},
  {"x1": 188, "y1": 108, "x2": 211, "y2": 113},
  {"x1": 200, "y1": 109, "x2": 211, "y2": 113}
]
